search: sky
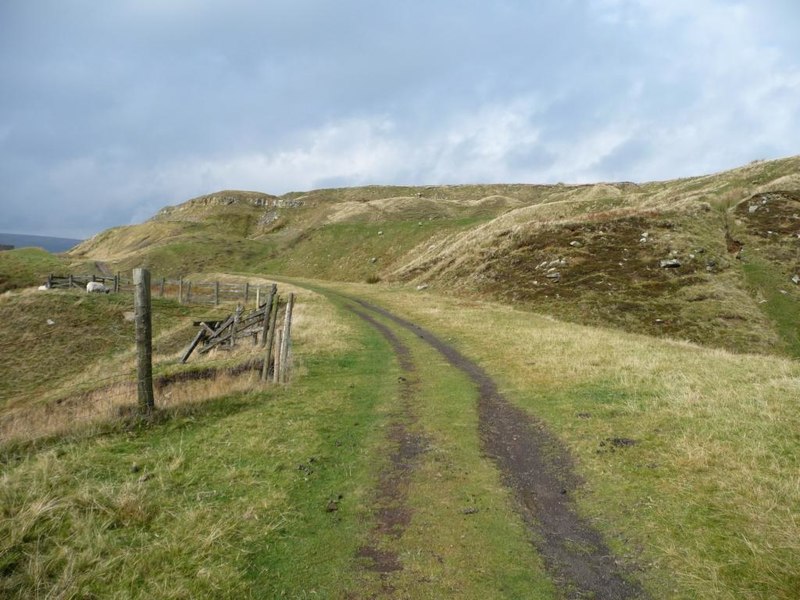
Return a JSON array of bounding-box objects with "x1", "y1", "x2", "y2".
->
[{"x1": 1, "y1": 0, "x2": 799, "y2": 239}]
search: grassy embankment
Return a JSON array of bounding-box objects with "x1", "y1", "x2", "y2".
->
[
  {"x1": 317, "y1": 280, "x2": 800, "y2": 599},
  {"x1": 0, "y1": 248, "x2": 67, "y2": 292}
]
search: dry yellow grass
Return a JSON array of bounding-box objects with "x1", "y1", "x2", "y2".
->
[
  {"x1": 322, "y1": 280, "x2": 800, "y2": 598},
  {"x1": 1, "y1": 278, "x2": 342, "y2": 448}
]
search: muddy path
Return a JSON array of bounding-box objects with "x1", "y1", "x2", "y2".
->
[
  {"x1": 346, "y1": 305, "x2": 427, "y2": 593},
  {"x1": 349, "y1": 297, "x2": 646, "y2": 600}
]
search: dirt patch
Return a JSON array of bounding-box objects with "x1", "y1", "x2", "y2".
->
[
  {"x1": 353, "y1": 298, "x2": 646, "y2": 599},
  {"x1": 346, "y1": 306, "x2": 427, "y2": 583}
]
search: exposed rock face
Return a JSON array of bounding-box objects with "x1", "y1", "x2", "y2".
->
[{"x1": 154, "y1": 191, "x2": 304, "y2": 219}]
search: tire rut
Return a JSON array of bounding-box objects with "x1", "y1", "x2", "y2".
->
[
  {"x1": 346, "y1": 305, "x2": 427, "y2": 594},
  {"x1": 352, "y1": 298, "x2": 647, "y2": 600}
]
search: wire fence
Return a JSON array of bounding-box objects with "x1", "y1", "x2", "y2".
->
[{"x1": 46, "y1": 273, "x2": 270, "y2": 307}]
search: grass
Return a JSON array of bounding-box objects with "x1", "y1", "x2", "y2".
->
[
  {"x1": 359, "y1": 315, "x2": 554, "y2": 598},
  {"x1": 262, "y1": 217, "x2": 491, "y2": 282},
  {"x1": 0, "y1": 247, "x2": 68, "y2": 292},
  {"x1": 0, "y1": 286, "x2": 398, "y2": 598},
  {"x1": 325, "y1": 280, "x2": 800, "y2": 599},
  {"x1": 741, "y1": 257, "x2": 800, "y2": 357}
]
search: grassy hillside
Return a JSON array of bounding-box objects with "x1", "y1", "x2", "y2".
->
[
  {"x1": 67, "y1": 157, "x2": 800, "y2": 357},
  {"x1": 4, "y1": 277, "x2": 798, "y2": 598}
]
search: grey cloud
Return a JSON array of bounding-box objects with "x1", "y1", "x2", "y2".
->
[{"x1": 0, "y1": 0, "x2": 798, "y2": 237}]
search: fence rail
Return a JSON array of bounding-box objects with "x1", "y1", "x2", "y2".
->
[{"x1": 46, "y1": 273, "x2": 268, "y2": 307}]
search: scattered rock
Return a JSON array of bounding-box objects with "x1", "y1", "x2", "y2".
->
[
  {"x1": 792, "y1": 275, "x2": 799, "y2": 285},
  {"x1": 416, "y1": 284, "x2": 429, "y2": 291},
  {"x1": 576, "y1": 412, "x2": 592, "y2": 419},
  {"x1": 461, "y1": 507, "x2": 480, "y2": 515},
  {"x1": 130, "y1": 463, "x2": 141, "y2": 473},
  {"x1": 660, "y1": 258, "x2": 681, "y2": 268},
  {"x1": 123, "y1": 311, "x2": 136, "y2": 322},
  {"x1": 569, "y1": 240, "x2": 582, "y2": 247},
  {"x1": 780, "y1": 289, "x2": 788, "y2": 295},
  {"x1": 545, "y1": 272, "x2": 561, "y2": 282},
  {"x1": 326, "y1": 495, "x2": 343, "y2": 513},
  {"x1": 370, "y1": 257, "x2": 377, "y2": 263},
  {"x1": 138, "y1": 473, "x2": 153, "y2": 483},
  {"x1": 377, "y1": 230, "x2": 384, "y2": 236},
  {"x1": 598, "y1": 437, "x2": 638, "y2": 453},
  {"x1": 46, "y1": 319, "x2": 55, "y2": 326}
]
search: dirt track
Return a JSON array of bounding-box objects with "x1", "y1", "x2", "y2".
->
[{"x1": 349, "y1": 297, "x2": 646, "y2": 599}]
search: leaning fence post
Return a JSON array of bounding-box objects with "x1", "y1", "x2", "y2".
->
[
  {"x1": 133, "y1": 268, "x2": 155, "y2": 413},
  {"x1": 279, "y1": 293, "x2": 294, "y2": 383}
]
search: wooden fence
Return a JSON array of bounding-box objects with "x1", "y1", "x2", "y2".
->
[
  {"x1": 47, "y1": 273, "x2": 270, "y2": 307},
  {"x1": 178, "y1": 284, "x2": 295, "y2": 383}
]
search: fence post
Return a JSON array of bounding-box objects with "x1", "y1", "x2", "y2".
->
[
  {"x1": 279, "y1": 293, "x2": 295, "y2": 383},
  {"x1": 214, "y1": 281, "x2": 220, "y2": 306},
  {"x1": 256, "y1": 287, "x2": 260, "y2": 308},
  {"x1": 186, "y1": 281, "x2": 192, "y2": 304},
  {"x1": 160, "y1": 277, "x2": 165, "y2": 297},
  {"x1": 244, "y1": 282, "x2": 249, "y2": 306},
  {"x1": 231, "y1": 304, "x2": 242, "y2": 348},
  {"x1": 262, "y1": 293, "x2": 280, "y2": 381},
  {"x1": 47, "y1": 274, "x2": 53, "y2": 289},
  {"x1": 178, "y1": 278, "x2": 183, "y2": 304},
  {"x1": 68, "y1": 274, "x2": 73, "y2": 288},
  {"x1": 133, "y1": 268, "x2": 155, "y2": 414},
  {"x1": 260, "y1": 283, "x2": 277, "y2": 348},
  {"x1": 272, "y1": 329, "x2": 282, "y2": 383}
]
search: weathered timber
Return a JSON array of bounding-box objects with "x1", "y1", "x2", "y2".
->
[
  {"x1": 180, "y1": 328, "x2": 207, "y2": 363},
  {"x1": 273, "y1": 329, "x2": 282, "y2": 384},
  {"x1": 262, "y1": 293, "x2": 280, "y2": 381},
  {"x1": 260, "y1": 284, "x2": 277, "y2": 348},
  {"x1": 133, "y1": 268, "x2": 155, "y2": 412},
  {"x1": 279, "y1": 293, "x2": 295, "y2": 383}
]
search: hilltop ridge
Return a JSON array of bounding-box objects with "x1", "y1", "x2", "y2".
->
[{"x1": 67, "y1": 155, "x2": 800, "y2": 357}]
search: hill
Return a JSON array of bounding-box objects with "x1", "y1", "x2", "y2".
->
[{"x1": 68, "y1": 156, "x2": 800, "y2": 357}]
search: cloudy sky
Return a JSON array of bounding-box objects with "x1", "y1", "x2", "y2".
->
[{"x1": 1, "y1": 0, "x2": 799, "y2": 239}]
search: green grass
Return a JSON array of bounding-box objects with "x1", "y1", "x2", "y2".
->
[
  {"x1": 0, "y1": 247, "x2": 68, "y2": 292},
  {"x1": 741, "y1": 257, "x2": 800, "y2": 357},
  {"x1": 0, "y1": 298, "x2": 399, "y2": 598},
  {"x1": 0, "y1": 290, "x2": 192, "y2": 409},
  {"x1": 368, "y1": 318, "x2": 554, "y2": 598},
  {"x1": 329, "y1": 281, "x2": 800, "y2": 599},
  {"x1": 264, "y1": 217, "x2": 490, "y2": 282}
]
